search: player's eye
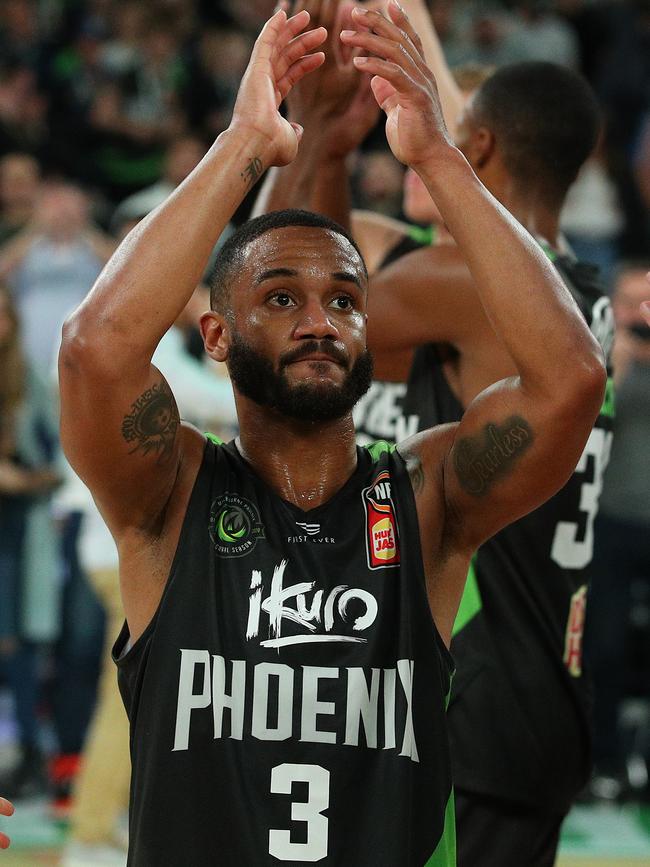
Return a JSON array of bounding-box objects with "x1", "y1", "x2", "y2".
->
[
  {"x1": 331, "y1": 295, "x2": 353, "y2": 310},
  {"x1": 269, "y1": 293, "x2": 296, "y2": 308}
]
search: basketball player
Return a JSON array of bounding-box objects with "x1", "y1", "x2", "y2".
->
[
  {"x1": 56, "y1": 5, "x2": 605, "y2": 865},
  {"x1": 257, "y1": 3, "x2": 615, "y2": 864},
  {"x1": 0, "y1": 798, "x2": 13, "y2": 850}
]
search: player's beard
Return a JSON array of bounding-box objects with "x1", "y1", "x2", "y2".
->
[{"x1": 227, "y1": 333, "x2": 373, "y2": 423}]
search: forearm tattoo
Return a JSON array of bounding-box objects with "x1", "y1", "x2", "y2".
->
[
  {"x1": 241, "y1": 157, "x2": 264, "y2": 187},
  {"x1": 121, "y1": 380, "x2": 179, "y2": 462},
  {"x1": 453, "y1": 416, "x2": 533, "y2": 497}
]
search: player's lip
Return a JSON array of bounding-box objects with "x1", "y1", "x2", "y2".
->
[{"x1": 291, "y1": 354, "x2": 344, "y2": 366}]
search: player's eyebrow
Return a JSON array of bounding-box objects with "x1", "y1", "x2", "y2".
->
[
  {"x1": 331, "y1": 271, "x2": 364, "y2": 291},
  {"x1": 254, "y1": 267, "x2": 298, "y2": 285},
  {"x1": 254, "y1": 268, "x2": 364, "y2": 290}
]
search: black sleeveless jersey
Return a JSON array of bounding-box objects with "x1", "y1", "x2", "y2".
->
[
  {"x1": 113, "y1": 439, "x2": 456, "y2": 866},
  {"x1": 401, "y1": 255, "x2": 615, "y2": 811}
]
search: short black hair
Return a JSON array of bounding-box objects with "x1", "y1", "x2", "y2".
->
[
  {"x1": 210, "y1": 209, "x2": 368, "y2": 313},
  {"x1": 472, "y1": 62, "x2": 601, "y2": 207}
]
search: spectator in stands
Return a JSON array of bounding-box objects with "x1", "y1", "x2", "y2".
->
[
  {"x1": 586, "y1": 262, "x2": 650, "y2": 799},
  {"x1": 0, "y1": 182, "x2": 114, "y2": 376},
  {"x1": 0, "y1": 152, "x2": 40, "y2": 245},
  {"x1": 0, "y1": 283, "x2": 61, "y2": 799},
  {"x1": 110, "y1": 134, "x2": 206, "y2": 232}
]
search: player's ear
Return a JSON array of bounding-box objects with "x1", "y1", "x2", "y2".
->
[
  {"x1": 471, "y1": 126, "x2": 496, "y2": 170},
  {"x1": 200, "y1": 311, "x2": 231, "y2": 362}
]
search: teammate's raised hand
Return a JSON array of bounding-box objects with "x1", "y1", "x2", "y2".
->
[
  {"x1": 341, "y1": 0, "x2": 453, "y2": 168},
  {"x1": 282, "y1": 1, "x2": 380, "y2": 158},
  {"x1": 284, "y1": 1, "x2": 360, "y2": 121},
  {"x1": 0, "y1": 797, "x2": 14, "y2": 850},
  {"x1": 230, "y1": 9, "x2": 327, "y2": 167}
]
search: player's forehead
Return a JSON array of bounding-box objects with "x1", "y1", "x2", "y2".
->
[{"x1": 240, "y1": 225, "x2": 366, "y2": 284}]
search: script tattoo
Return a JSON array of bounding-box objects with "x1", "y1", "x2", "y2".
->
[
  {"x1": 241, "y1": 156, "x2": 263, "y2": 187},
  {"x1": 121, "y1": 380, "x2": 179, "y2": 462},
  {"x1": 453, "y1": 416, "x2": 533, "y2": 497}
]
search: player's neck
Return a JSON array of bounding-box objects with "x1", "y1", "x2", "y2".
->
[
  {"x1": 499, "y1": 184, "x2": 561, "y2": 248},
  {"x1": 235, "y1": 406, "x2": 359, "y2": 511}
]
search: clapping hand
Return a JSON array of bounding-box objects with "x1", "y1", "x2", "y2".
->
[
  {"x1": 341, "y1": 0, "x2": 453, "y2": 169},
  {"x1": 230, "y1": 8, "x2": 327, "y2": 168}
]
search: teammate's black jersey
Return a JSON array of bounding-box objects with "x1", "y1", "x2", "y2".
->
[
  {"x1": 402, "y1": 254, "x2": 615, "y2": 810},
  {"x1": 113, "y1": 439, "x2": 455, "y2": 866}
]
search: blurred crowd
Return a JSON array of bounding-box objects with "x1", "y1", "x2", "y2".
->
[{"x1": 0, "y1": 0, "x2": 649, "y2": 847}]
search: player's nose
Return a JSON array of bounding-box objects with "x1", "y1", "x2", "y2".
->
[{"x1": 293, "y1": 298, "x2": 340, "y2": 341}]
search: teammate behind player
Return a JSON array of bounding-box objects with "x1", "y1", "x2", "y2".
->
[{"x1": 57, "y1": 5, "x2": 605, "y2": 865}]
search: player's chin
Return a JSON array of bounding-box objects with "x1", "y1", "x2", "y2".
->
[{"x1": 286, "y1": 361, "x2": 347, "y2": 385}]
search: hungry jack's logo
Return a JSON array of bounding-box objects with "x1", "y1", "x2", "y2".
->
[{"x1": 362, "y1": 471, "x2": 400, "y2": 570}]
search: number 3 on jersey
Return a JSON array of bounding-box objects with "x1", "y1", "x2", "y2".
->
[
  {"x1": 551, "y1": 427, "x2": 613, "y2": 569},
  {"x1": 269, "y1": 764, "x2": 330, "y2": 862}
]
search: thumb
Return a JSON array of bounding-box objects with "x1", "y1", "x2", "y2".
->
[{"x1": 290, "y1": 121, "x2": 304, "y2": 142}]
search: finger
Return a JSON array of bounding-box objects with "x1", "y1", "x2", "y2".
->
[
  {"x1": 335, "y1": 2, "x2": 357, "y2": 64},
  {"x1": 320, "y1": 0, "x2": 339, "y2": 30},
  {"x1": 277, "y1": 52, "x2": 326, "y2": 101},
  {"x1": 385, "y1": 0, "x2": 426, "y2": 60},
  {"x1": 370, "y1": 74, "x2": 397, "y2": 110},
  {"x1": 341, "y1": 28, "x2": 422, "y2": 81},
  {"x1": 0, "y1": 832, "x2": 10, "y2": 850},
  {"x1": 276, "y1": 26, "x2": 328, "y2": 79},
  {"x1": 352, "y1": 55, "x2": 418, "y2": 109},
  {"x1": 351, "y1": 5, "x2": 422, "y2": 66},
  {"x1": 252, "y1": 9, "x2": 302, "y2": 66},
  {"x1": 0, "y1": 799, "x2": 13, "y2": 816}
]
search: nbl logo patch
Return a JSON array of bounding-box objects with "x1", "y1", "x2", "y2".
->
[
  {"x1": 362, "y1": 470, "x2": 400, "y2": 570},
  {"x1": 209, "y1": 493, "x2": 265, "y2": 558}
]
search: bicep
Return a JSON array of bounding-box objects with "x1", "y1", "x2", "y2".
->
[
  {"x1": 440, "y1": 377, "x2": 591, "y2": 550},
  {"x1": 59, "y1": 354, "x2": 185, "y2": 536}
]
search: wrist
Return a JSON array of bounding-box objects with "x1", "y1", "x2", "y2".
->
[
  {"x1": 413, "y1": 144, "x2": 471, "y2": 190},
  {"x1": 218, "y1": 125, "x2": 278, "y2": 171}
]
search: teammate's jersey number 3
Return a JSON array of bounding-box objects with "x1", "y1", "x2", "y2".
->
[
  {"x1": 270, "y1": 764, "x2": 330, "y2": 862},
  {"x1": 551, "y1": 428, "x2": 613, "y2": 569}
]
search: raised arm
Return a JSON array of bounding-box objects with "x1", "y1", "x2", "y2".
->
[
  {"x1": 343, "y1": 2, "x2": 606, "y2": 615},
  {"x1": 58, "y1": 10, "x2": 327, "y2": 541}
]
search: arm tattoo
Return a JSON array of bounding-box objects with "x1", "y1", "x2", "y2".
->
[
  {"x1": 241, "y1": 157, "x2": 264, "y2": 187},
  {"x1": 453, "y1": 416, "x2": 533, "y2": 497},
  {"x1": 407, "y1": 455, "x2": 425, "y2": 496},
  {"x1": 121, "y1": 380, "x2": 179, "y2": 463}
]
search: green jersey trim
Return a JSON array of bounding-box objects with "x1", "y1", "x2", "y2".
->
[
  {"x1": 452, "y1": 556, "x2": 482, "y2": 637},
  {"x1": 205, "y1": 432, "x2": 225, "y2": 446},
  {"x1": 601, "y1": 377, "x2": 615, "y2": 419},
  {"x1": 423, "y1": 791, "x2": 457, "y2": 866},
  {"x1": 408, "y1": 224, "x2": 438, "y2": 247},
  {"x1": 365, "y1": 440, "x2": 397, "y2": 462}
]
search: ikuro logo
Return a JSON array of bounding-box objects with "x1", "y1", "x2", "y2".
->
[
  {"x1": 362, "y1": 471, "x2": 400, "y2": 570},
  {"x1": 210, "y1": 493, "x2": 265, "y2": 558}
]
